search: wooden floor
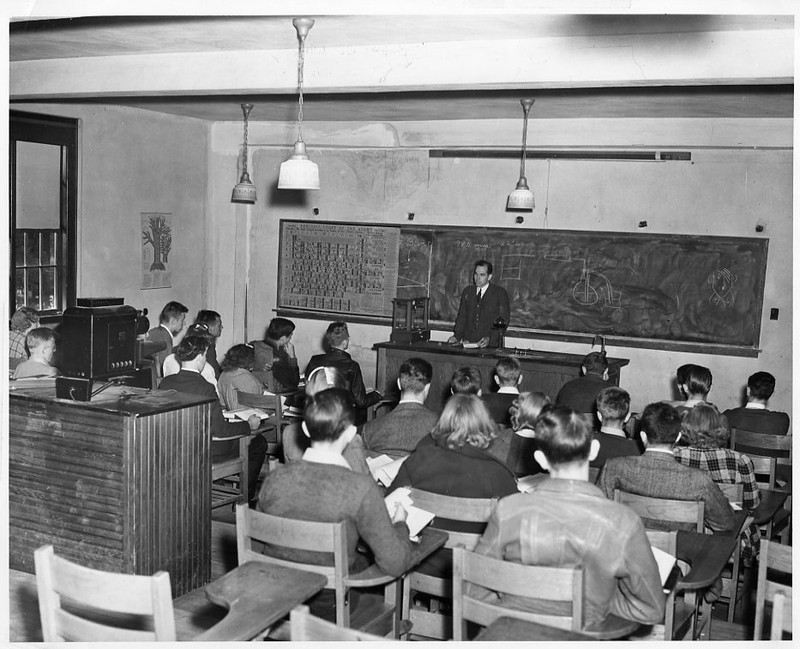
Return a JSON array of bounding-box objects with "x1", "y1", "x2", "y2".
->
[{"x1": 6, "y1": 505, "x2": 754, "y2": 642}]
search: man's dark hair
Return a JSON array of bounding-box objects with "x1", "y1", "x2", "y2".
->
[
  {"x1": 596, "y1": 386, "x2": 630, "y2": 422},
  {"x1": 684, "y1": 365, "x2": 712, "y2": 397},
  {"x1": 747, "y1": 371, "x2": 776, "y2": 401},
  {"x1": 324, "y1": 321, "x2": 349, "y2": 348},
  {"x1": 159, "y1": 301, "x2": 188, "y2": 324},
  {"x1": 582, "y1": 351, "x2": 608, "y2": 375},
  {"x1": 304, "y1": 388, "x2": 355, "y2": 443},
  {"x1": 640, "y1": 402, "x2": 682, "y2": 445},
  {"x1": 174, "y1": 334, "x2": 209, "y2": 362},
  {"x1": 195, "y1": 310, "x2": 221, "y2": 328},
  {"x1": 534, "y1": 404, "x2": 594, "y2": 466},
  {"x1": 399, "y1": 357, "x2": 433, "y2": 393},
  {"x1": 450, "y1": 366, "x2": 482, "y2": 395},
  {"x1": 474, "y1": 259, "x2": 493, "y2": 275},
  {"x1": 221, "y1": 343, "x2": 255, "y2": 372},
  {"x1": 267, "y1": 317, "x2": 296, "y2": 341},
  {"x1": 495, "y1": 356, "x2": 521, "y2": 386}
]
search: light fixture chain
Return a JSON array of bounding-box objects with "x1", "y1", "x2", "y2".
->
[
  {"x1": 242, "y1": 107, "x2": 249, "y2": 174},
  {"x1": 520, "y1": 102, "x2": 531, "y2": 179},
  {"x1": 297, "y1": 32, "x2": 305, "y2": 140}
]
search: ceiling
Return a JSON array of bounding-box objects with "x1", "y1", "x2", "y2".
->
[{"x1": 9, "y1": 14, "x2": 795, "y2": 122}]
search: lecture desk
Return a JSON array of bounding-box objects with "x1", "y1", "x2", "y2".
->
[{"x1": 374, "y1": 341, "x2": 629, "y2": 413}]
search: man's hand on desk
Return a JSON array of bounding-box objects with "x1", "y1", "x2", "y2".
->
[
  {"x1": 247, "y1": 414, "x2": 262, "y2": 430},
  {"x1": 447, "y1": 336, "x2": 460, "y2": 345},
  {"x1": 476, "y1": 336, "x2": 490, "y2": 348},
  {"x1": 391, "y1": 502, "x2": 408, "y2": 524}
]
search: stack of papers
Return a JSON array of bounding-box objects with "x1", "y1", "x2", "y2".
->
[
  {"x1": 223, "y1": 408, "x2": 270, "y2": 421},
  {"x1": 366, "y1": 454, "x2": 408, "y2": 487},
  {"x1": 384, "y1": 487, "x2": 435, "y2": 540}
]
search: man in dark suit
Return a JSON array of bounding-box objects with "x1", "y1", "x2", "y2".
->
[
  {"x1": 448, "y1": 259, "x2": 510, "y2": 347},
  {"x1": 555, "y1": 351, "x2": 611, "y2": 415},
  {"x1": 600, "y1": 401, "x2": 735, "y2": 533},
  {"x1": 482, "y1": 355, "x2": 522, "y2": 427},
  {"x1": 305, "y1": 322, "x2": 382, "y2": 424},
  {"x1": 361, "y1": 357, "x2": 438, "y2": 458},
  {"x1": 591, "y1": 386, "x2": 641, "y2": 469},
  {"x1": 723, "y1": 371, "x2": 790, "y2": 436},
  {"x1": 159, "y1": 335, "x2": 267, "y2": 502},
  {"x1": 146, "y1": 300, "x2": 189, "y2": 375}
]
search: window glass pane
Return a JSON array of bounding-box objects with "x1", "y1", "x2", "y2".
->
[
  {"x1": 15, "y1": 269, "x2": 25, "y2": 310},
  {"x1": 15, "y1": 231, "x2": 24, "y2": 267},
  {"x1": 25, "y1": 232, "x2": 39, "y2": 266},
  {"x1": 41, "y1": 231, "x2": 57, "y2": 265},
  {"x1": 42, "y1": 267, "x2": 56, "y2": 311},
  {"x1": 26, "y1": 268, "x2": 40, "y2": 310},
  {"x1": 16, "y1": 141, "x2": 62, "y2": 229}
]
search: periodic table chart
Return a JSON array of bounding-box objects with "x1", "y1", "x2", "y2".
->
[{"x1": 279, "y1": 221, "x2": 400, "y2": 317}]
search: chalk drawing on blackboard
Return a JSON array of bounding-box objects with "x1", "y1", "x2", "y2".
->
[
  {"x1": 707, "y1": 268, "x2": 737, "y2": 309},
  {"x1": 542, "y1": 252, "x2": 623, "y2": 309}
]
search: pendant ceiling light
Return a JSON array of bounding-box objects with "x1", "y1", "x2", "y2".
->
[
  {"x1": 507, "y1": 98, "x2": 535, "y2": 211},
  {"x1": 278, "y1": 17, "x2": 319, "y2": 191},
  {"x1": 231, "y1": 103, "x2": 257, "y2": 204}
]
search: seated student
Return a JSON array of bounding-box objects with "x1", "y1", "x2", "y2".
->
[
  {"x1": 471, "y1": 404, "x2": 665, "y2": 630},
  {"x1": 361, "y1": 357, "x2": 438, "y2": 458},
  {"x1": 555, "y1": 351, "x2": 610, "y2": 415},
  {"x1": 258, "y1": 388, "x2": 412, "y2": 620},
  {"x1": 9, "y1": 306, "x2": 39, "y2": 363},
  {"x1": 674, "y1": 403, "x2": 761, "y2": 565},
  {"x1": 146, "y1": 301, "x2": 189, "y2": 373},
  {"x1": 283, "y1": 366, "x2": 370, "y2": 475},
  {"x1": 677, "y1": 364, "x2": 713, "y2": 413},
  {"x1": 663, "y1": 363, "x2": 695, "y2": 406},
  {"x1": 599, "y1": 401, "x2": 735, "y2": 533},
  {"x1": 506, "y1": 391, "x2": 550, "y2": 478},
  {"x1": 305, "y1": 322, "x2": 381, "y2": 423},
  {"x1": 482, "y1": 356, "x2": 522, "y2": 427},
  {"x1": 13, "y1": 327, "x2": 58, "y2": 379},
  {"x1": 193, "y1": 310, "x2": 224, "y2": 378},
  {"x1": 163, "y1": 324, "x2": 218, "y2": 395},
  {"x1": 159, "y1": 335, "x2": 267, "y2": 502},
  {"x1": 591, "y1": 387, "x2": 641, "y2": 469},
  {"x1": 449, "y1": 366, "x2": 482, "y2": 396},
  {"x1": 217, "y1": 343, "x2": 267, "y2": 411},
  {"x1": 250, "y1": 317, "x2": 301, "y2": 396},
  {"x1": 723, "y1": 371, "x2": 790, "y2": 436},
  {"x1": 388, "y1": 393, "x2": 517, "y2": 577}
]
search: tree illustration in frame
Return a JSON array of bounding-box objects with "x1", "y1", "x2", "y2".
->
[{"x1": 141, "y1": 212, "x2": 173, "y2": 289}]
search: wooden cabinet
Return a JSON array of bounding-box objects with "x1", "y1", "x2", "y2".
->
[
  {"x1": 374, "y1": 342, "x2": 629, "y2": 413},
  {"x1": 9, "y1": 384, "x2": 214, "y2": 597}
]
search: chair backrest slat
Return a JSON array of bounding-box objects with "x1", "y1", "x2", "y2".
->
[
  {"x1": 730, "y1": 428, "x2": 792, "y2": 458},
  {"x1": 614, "y1": 489, "x2": 704, "y2": 532},
  {"x1": 290, "y1": 605, "x2": 387, "y2": 641},
  {"x1": 753, "y1": 539, "x2": 793, "y2": 640},
  {"x1": 407, "y1": 488, "x2": 496, "y2": 523}
]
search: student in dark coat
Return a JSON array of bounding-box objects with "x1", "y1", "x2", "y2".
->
[
  {"x1": 482, "y1": 355, "x2": 522, "y2": 427},
  {"x1": 555, "y1": 351, "x2": 610, "y2": 415},
  {"x1": 723, "y1": 371, "x2": 790, "y2": 436}
]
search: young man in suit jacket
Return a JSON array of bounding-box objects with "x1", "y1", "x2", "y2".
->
[
  {"x1": 448, "y1": 260, "x2": 510, "y2": 348},
  {"x1": 723, "y1": 371, "x2": 790, "y2": 436},
  {"x1": 360, "y1": 357, "x2": 438, "y2": 458}
]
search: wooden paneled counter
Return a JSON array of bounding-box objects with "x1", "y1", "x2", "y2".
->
[
  {"x1": 374, "y1": 341, "x2": 629, "y2": 413},
  {"x1": 9, "y1": 382, "x2": 214, "y2": 596}
]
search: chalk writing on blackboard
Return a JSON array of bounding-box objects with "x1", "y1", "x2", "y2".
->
[{"x1": 707, "y1": 268, "x2": 737, "y2": 309}]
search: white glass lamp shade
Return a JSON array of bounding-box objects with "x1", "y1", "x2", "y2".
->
[
  {"x1": 507, "y1": 177, "x2": 535, "y2": 210},
  {"x1": 278, "y1": 139, "x2": 319, "y2": 190}
]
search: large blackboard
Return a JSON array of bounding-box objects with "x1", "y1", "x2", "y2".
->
[{"x1": 278, "y1": 220, "x2": 768, "y2": 351}]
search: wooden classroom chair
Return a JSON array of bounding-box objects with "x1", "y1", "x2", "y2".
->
[
  {"x1": 290, "y1": 604, "x2": 388, "y2": 641},
  {"x1": 753, "y1": 539, "x2": 792, "y2": 640},
  {"x1": 613, "y1": 489, "x2": 704, "y2": 532},
  {"x1": 714, "y1": 483, "x2": 752, "y2": 622},
  {"x1": 642, "y1": 529, "x2": 686, "y2": 641},
  {"x1": 34, "y1": 544, "x2": 176, "y2": 641},
  {"x1": 211, "y1": 430, "x2": 253, "y2": 509},
  {"x1": 399, "y1": 488, "x2": 497, "y2": 640},
  {"x1": 235, "y1": 504, "x2": 402, "y2": 637},
  {"x1": 451, "y1": 546, "x2": 585, "y2": 641}
]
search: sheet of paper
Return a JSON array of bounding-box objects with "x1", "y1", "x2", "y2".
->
[
  {"x1": 462, "y1": 342, "x2": 480, "y2": 349},
  {"x1": 384, "y1": 487, "x2": 435, "y2": 539},
  {"x1": 367, "y1": 455, "x2": 408, "y2": 487},
  {"x1": 650, "y1": 545, "x2": 677, "y2": 587},
  {"x1": 730, "y1": 502, "x2": 742, "y2": 511},
  {"x1": 223, "y1": 407, "x2": 270, "y2": 421}
]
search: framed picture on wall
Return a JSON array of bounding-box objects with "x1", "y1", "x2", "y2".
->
[{"x1": 141, "y1": 212, "x2": 172, "y2": 289}]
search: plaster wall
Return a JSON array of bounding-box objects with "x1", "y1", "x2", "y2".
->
[
  {"x1": 14, "y1": 103, "x2": 210, "y2": 326},
  {"x1": 209, "y1": 117, "x2": 792, "y2": 415}
]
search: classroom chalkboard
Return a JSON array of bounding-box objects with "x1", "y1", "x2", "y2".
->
[{"x1": 278, "y1": 220, "x2": 768, "y2": 350}]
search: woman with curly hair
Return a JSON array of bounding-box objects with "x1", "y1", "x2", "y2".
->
[
  {"x1": 673, "y1": 402, "x2": 761, "y2": 564},
  {"x1": 217, "y1": 343, "x2": 265, "y2": 410},
  {"x1": 506, "y1": 391, "x2": 551, "y2": 478}
]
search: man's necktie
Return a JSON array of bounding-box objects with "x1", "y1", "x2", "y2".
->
[{"x1": 476, "y1": 288, "x2": 482, "y2": 306}]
